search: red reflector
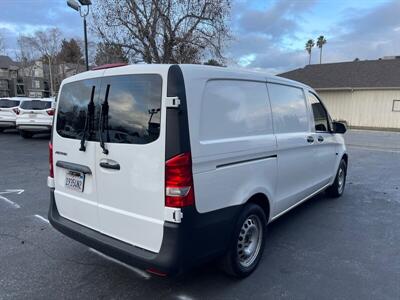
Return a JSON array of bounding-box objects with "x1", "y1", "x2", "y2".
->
[
  {"x1": 49, "y1": 142, "x2": 54, "y2": 178},
  {"x1": 47, "y1": 108, "x2": 55, "y2": 116},
  {"x1": 146, "y1": 268, "x2": 167, "y2": 276},
  {"x1": 165, "y1": 152, "x2": 195, "y2": 208}
]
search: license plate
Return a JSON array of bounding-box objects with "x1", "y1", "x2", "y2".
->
[
  {"x1": 29, "y1": 114, "x2": 36, "y2": 118},
  {"x1": 65, "y1": 171, "x2": 85, "y2": 192}
]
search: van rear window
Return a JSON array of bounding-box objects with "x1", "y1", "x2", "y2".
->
[
  {"x1": 20, "y1": 100, "x2": 51, "y2": 110},
  {"x1": 56, "y1": 74, "x2": 162, "y2": 144},
  {"x1": 101, "y1": 74, "x2": 162, "y2": 144},
  {"x1": 0, "y1": 99, "x2": 20, "y2": 108}
]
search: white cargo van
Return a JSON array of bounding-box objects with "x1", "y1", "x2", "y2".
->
[{"x1": 48, "y1": 64, "x2": 347, "y2": 277}]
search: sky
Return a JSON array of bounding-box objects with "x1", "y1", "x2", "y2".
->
[{"x1": 0, "y1": 0, "x2": 399, "y2": 74}]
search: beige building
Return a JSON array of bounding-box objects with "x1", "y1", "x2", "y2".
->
[{"x1": 279, "y1": 57, "x2": 400, "y2": 131}]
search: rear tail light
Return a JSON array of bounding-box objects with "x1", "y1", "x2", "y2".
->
[
  {"x1": 47, "y1": 108, "x2": 55, "y2": 116},
  {"x1": 49, "y1": 142, "x2": 54, "y2": 178},
  {"x1": 13, "y1": 108, "x2": 20, "y2": 115},
  {"x1": 165, "y1": 152, "x2": 195, "y2": 208}
]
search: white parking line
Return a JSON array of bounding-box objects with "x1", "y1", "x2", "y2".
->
[
  {"x1": 34, "y1": 214, "x2": 50, "y2": 224},
  {"x1": 88, "y1": 248, "x2": 151, "y2": 279},
  {"x1": 176, "y1": 295, "x2": 195, "y2": 300},
  {"x1": 0, "y1": 195, "x2": 21, "y2": 208}
]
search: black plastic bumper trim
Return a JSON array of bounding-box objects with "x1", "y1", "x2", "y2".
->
[{"x1": 48, "y1": 189, "x2": 242, "y2": 275}]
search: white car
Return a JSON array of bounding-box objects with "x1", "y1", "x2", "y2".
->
[
  {"x1": 48, "y1": 64, "x2": 347, "y2": 278},
  {"x1": 0, "y1": 97, "x2": 24, "y2": 131},
  {"x1": 16, "y1": 98, "x2": 55, "y2": 138}
]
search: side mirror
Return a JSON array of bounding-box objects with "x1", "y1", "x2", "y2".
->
[{"x1": 332, "y1": 121, "x2": 347, "y2": 134}]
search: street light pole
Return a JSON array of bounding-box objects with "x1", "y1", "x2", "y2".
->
[
  {"x1": 83, "y1": 15, "x2": 89, "y2": 71},
  {"x1": 67, "y1": 0, "x2": 92, "y2": 71}
]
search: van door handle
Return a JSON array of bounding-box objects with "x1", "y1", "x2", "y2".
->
[
  {"x1": 318, "y1": 136, "x2": 324, "y2": 142},
  {"x1": 99, "y1": 160, "x2": 120, "y2": 170},
  {"x1": 306, "y1": 136, "x2": 314, "y2": 143}
]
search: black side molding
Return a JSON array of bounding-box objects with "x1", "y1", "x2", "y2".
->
[
  {"x1": 56, "y1": 161, "x2": 92, "y2": 174},
  {"x1": 216, "y1": 154, "x2": 277, "y2": 169}
]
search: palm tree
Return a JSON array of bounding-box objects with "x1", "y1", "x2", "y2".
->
[
  {"x1": 305, "y1": 39, "x2": 315, "y2": 65},
  {"x1": 317, "y1": 35, "x2": 327, "y2": 64}
]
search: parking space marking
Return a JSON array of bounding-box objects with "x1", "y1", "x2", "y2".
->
[
  {"x1": 176, "y1": 295, "x2": 195, "y2": 300},
  {"x1": 0, "y1": 189, "x2": 24, "y2": 195},
  {"x1": 0, "y1": 195, "x2": 21, "y2": 208},
  {"x1": 34, "y1": 214, "x2": 49, "y2": 224},
  {"x1": 88, "y1": 248, "x2": 151, "y2": 279}
]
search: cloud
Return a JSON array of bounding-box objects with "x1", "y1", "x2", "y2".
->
[
  {"x1": 228, "y1": 0, "x2": 400, "y2": 74},
  {"x1": 0, "y1": 0, "x2": 83, "y2": 55},
  {"x1": 324, "y1": 1, "x2": 400, "y2": 62}
]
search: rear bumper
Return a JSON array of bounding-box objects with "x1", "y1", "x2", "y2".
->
[
  {"x1": 48, "y1": 188, "x2": 240, "y2": 275},
  {"x1": 0, "y1": 120, "x2": 16, "y2": 128},
  {"x1": 17, "y1": 124, "x2": 51, "y2": 132}
]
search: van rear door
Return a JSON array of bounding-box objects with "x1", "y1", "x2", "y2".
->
[
  {"x1": 53, "y1": 76, "x2": 102, "y2": 231},
  {"x1": 94, "y1": 72, "x2": 165, "y2": 253}
]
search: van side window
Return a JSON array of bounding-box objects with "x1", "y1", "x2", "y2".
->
[
  {"x1": 57, "y1": 78, "x2": 100, "y2": 140},
  {"x1": 102, "y1": 74, "x2": 162, "y2": 144},
  {"x1": 267, "y1": 83, "x2": 309, "y2": 133},
  {"x1": 200, "y1": 80, "x2": 273, "y2": 140},
  {"x1": 308, "y1": 92, "x2": 329, "y2": 132}
]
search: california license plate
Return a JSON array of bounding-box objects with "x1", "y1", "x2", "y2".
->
[{"x1": 65, "y1": 171, "x2": 85, "y2": 192}]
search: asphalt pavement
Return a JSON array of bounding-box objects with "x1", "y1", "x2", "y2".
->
[{"x1": 0, "y1": 129, "x2": 399, "y2": 299}]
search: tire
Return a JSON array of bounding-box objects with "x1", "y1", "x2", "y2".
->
[
  {"x1": 326, "y1": 159, "x2": 347, "y2": 198},
  {"x1": 220, "y1": 203, "x2": 267, "y2": 278},
  {"x1": 0, "y1": 128, "x2": 4, "y2": 133},
  {"x1": 20, "y1": 131, "x2": 33, "y2": 139}
]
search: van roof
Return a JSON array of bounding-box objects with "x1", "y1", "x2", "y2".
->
[{"x1": 62, "y1": 64, "x2": 312, "y2": 90}]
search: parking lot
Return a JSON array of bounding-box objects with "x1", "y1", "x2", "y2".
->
[{"x1": 0, "y1": 129, "x2": 399, "y2": 299}]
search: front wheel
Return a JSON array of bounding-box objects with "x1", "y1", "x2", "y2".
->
[
  {"x1": 220, "y1": 203, "x2": 267, "y2": 278},
  {"x1": 326, "y1": 159, "x2": 347, "y2": 197}
]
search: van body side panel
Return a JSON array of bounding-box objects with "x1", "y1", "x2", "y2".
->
[{"x1": 180, "y1": 67, "x2": 277, "y2": 214}]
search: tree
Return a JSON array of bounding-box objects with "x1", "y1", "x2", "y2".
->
[
  {"x1": 23, "y1": 28, "x2": 62, "y2": 96},
  {"x1": 58, "y1": 39, "x2": 83, "y2": 64},
  {"x1": 15, "y1": 35, "x2": 40, "y2": 77},
  {"x1": 92, "y1": 0, "x2": 231, "y2": 64},
  {"x1": 203, "y1": 58, "x2": 224, "y2": 66},
  {"x1": 305, "y1": 39, "x2": 315, "y2": 65},
  {"x1": 316, "y1": 35, "x2": 327, "y2": 64},
  {"x1": 94, "y1": 42, "x2": 129, "y2": 66}
]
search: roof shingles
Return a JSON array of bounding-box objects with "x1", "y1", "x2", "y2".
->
[{"x1": 278, "y1": 59, "x2": 400, "y2": 89}]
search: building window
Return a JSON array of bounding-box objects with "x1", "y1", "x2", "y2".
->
[
  {"x1": 32, "y1": 80, "x2": 40, "y2": 89},
  {"x1": 0, "y1": 79, "x2": 8, "y2": 90},
  {"x1": 393, "y1": 100, "x2": 400, "y2": 112},
  {"x1": 17, "y1": 83, "x2": 25, "y2": 96}
]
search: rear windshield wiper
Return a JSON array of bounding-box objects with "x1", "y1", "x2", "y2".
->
[
  {"x1": 99, "y1": 84, "x2": 110, "y2": 155},
  {"x1": 79, "y1": 86, "x2": 96, "y2": 152}
]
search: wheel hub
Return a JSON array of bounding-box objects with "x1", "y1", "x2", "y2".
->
[{"x1": 237, "y1": 215, "x2": 263, "y2": 268}]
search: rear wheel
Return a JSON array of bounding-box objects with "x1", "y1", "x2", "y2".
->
[
  {"x1": 19, "y1": 131, "x2": 33, "y2": 139},
  {"x1": 326, "y1": 159, "x2": 347, "y2": 198},
  {"x1": 220, "y1": 203, "x2": 267, "y2": 278},
  {"x1": 0, "y1": 128, "x2": 4, "y2": 133}
]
